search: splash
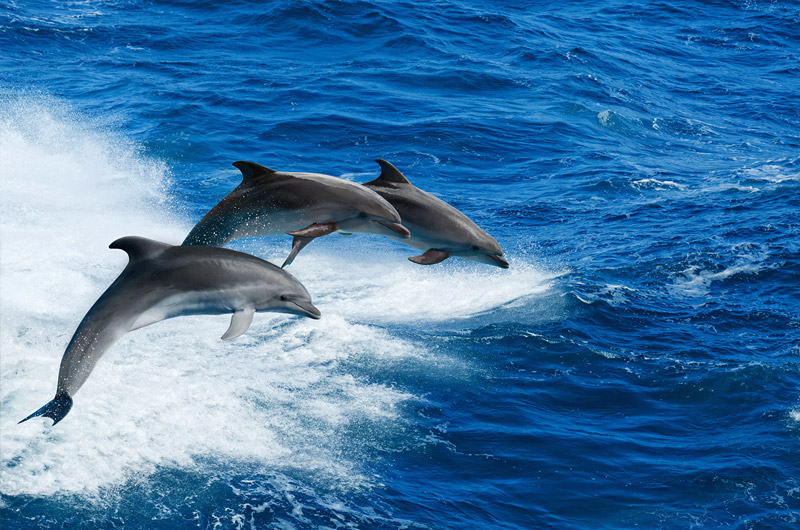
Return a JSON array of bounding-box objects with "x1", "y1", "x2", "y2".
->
[
  {"x1": 285, "y1": 251, "x2": 560, "y2": 324},
  {"x1": 631, "y1": 178, "x2": 687, "y2": 191},
  {"x1": 0, "y1": 98, "x2": 410, "y2": 496},
  {"x1": 668, "y1": 243, "x2": 775, "y2": 298},
  {"x1": 0, "y1": 97, "x2": 555, "y2": 498}
]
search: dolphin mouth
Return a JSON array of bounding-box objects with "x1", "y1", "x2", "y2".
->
[
  {"x1": 291, "y1": 300, "x2": 322, "y2": 319},
  {"x1": 487, "y1": 254, "x2": 510, "y2": 269},
  {"x1": 375, "y1": 220, "x2": 411, "y2": 238}
]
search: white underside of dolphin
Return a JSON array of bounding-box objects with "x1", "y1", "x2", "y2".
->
[{"x1": 19, "y1": 236, "x2": 321, "y2": 426}]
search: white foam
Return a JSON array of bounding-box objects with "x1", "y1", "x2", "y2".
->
[
  {"x1": 597, "y1": 109, "x2": 612, "y2": 126},
  {"x1": 632, "y1": 178, "x2": 687, "y2": 191},
  {"x1": 0, "y1": 98, "x2": 407, "y2": 496},
  {"x1": 671, "y1": 263, "x2": 761, "y2": 298},
  {"x1": 669, "y1": 244, "x2": 774, "y2": 298},
  {"x1": 574, "y1": 283, "x2": 635, "y2": 307},
  {"x1": 740, "y1": 161, "x2": 799, "y2": 184},
  {"x1": 695, "y1": 159, "x2": 800, "y2": 195},
  {"x1": 0, "y1": 97, "x2": 556, "y2": 498},
  {"x1": 283, "y1": 253, "x2": 560, "y2": 324}
]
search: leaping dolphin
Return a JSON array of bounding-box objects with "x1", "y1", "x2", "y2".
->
[
  {"x1": 182, "y1": 161, "x2": 411, "y2": 267},
  {"x1": 19, "y1": 236, "x2": 321, "y2": 426},
  {"x1": 363, "y1": 160, "x2": 509, "y2": 268}
]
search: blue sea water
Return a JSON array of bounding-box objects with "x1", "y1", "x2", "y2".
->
[{"x1": 1, "y1": 0, "x2": 799, "y2": 528}]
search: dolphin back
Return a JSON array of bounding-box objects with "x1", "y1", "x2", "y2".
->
[
  {"x1": 184, "y1": 160, "x2": 405, "y2": 247},
  {"x1": 19, "y1": 392, "x2": 73, "y2": 426}
]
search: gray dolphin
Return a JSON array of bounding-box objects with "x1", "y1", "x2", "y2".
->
[
  {"x1": 363, "y1": 160, "x2": 509, "y2": 268},
  {"x1": 182, "y1": 161, "x2": 411, "y2": 267},
  {"x1": 19, "y1": 236, "x2": 321, "y2": 426}
]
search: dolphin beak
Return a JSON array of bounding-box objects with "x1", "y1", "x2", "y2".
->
[
  {"x1": 375, "y1": 220, "x2": 411, "y2": 238},
  {"x1": 487, "y1": 254, "x2": 510, "y2": 269},
  {"x1": 291, "y1": 300, "x2": 322, "y2": 319}
]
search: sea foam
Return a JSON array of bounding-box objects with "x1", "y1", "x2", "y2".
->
[
  {"x1": 0, "y1": 98, "x2": 412, "y2": 496},
  {"x1": 0, "y1": 97, "x2": 555, "y2": 497}
]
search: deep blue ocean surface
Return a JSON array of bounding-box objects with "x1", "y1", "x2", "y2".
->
[{"x1": 1, "y1": 1, "x2": 799, "y2": 528}]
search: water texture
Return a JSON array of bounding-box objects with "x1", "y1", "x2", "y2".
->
[{"x1": 1, "y1": 1, "x2": 799, "y2": 529}]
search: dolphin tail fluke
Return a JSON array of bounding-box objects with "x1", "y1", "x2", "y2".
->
[
  {"x1": 409, "y1": 249, "x2": 450, "y2": 265},
  {"x1": 18, "y1": 392, "x2": 73, "y2": 426}
]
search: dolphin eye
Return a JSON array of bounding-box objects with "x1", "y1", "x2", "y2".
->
[
  {"x1": 359, "y1": 212, "x2": 368, "y2": 219},
  {"x1": 279, "y1": 295, "x2": 289, "y2": 301},
  {"x1": 472, "y1": 245, "x2": 480, "y2": 250}
]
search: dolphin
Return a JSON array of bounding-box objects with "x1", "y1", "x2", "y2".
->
[
  {"x1": 182, "y1": 161, "x2": 411, "y2": 267},
  {"x1": 19, "y1": 236, "x2": 321, "y2": 426},
  {"x1": 363, "y1": 160, "x2": 509, "y2": 268}
]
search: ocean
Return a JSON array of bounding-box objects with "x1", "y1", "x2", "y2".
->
[{"x1": 1, "y1": 1, "x2": 798, "y2": 528}]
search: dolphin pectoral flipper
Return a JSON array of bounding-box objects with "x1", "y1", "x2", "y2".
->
[
  {"x1": 221, "y1": 308, "x2": 255, "y2": 340},
  {"x1": 282, "y1": 236, "x2": 314, "y2": 268},
  {"x1": 286, "y1": 222, "x2": 339, "y2": 238},
  {"x1": 409, "y1": 249, "x2": 451, "y2": 265},
  {"x1": 19, "y1": 392, "x2": 73, "y2": 426},
  {"x1": 281, "y1": 222, "x2": 339, "y2": 268}
]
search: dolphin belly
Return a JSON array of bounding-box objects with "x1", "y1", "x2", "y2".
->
[
  {"x1": 378, "y1": 218, "x2": 468, "y2": 254},
  {"x1": 129, "y1": 291, "x2": 245, "y2": 331}
]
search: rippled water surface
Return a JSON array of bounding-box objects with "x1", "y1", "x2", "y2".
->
[{"x1": 1, "y1": 1, "x2": 799, "y2": 529}]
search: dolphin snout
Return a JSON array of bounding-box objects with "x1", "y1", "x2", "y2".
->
[
  {"x1": 469, "y1": 251, "x2": 510, "y2": 269},
  {"x1": 489, "y1": 254, "x2": 510, "y2": 269},
  {"x1": 292, "y1": 299, "x2": 322, "y2": 319},
  {"x1": 375, "y1": 220, "x2": 411, "y2": 238}
]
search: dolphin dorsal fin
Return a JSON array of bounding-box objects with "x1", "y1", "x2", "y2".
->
[
  {"x1": 109, "y1": 236, "x2": 171, "y2": 263},
  {"x1": 233, "y1": 161, "x2": 277, "y2": 182},
  {"x1": 374, "y1": 159, "x2": 411, "y2": 184}
]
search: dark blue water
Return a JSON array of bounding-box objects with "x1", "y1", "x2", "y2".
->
[{"x1": 2, "y1": 1, "x2": 799, "y2": 529}]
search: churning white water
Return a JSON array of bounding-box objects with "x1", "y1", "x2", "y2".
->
[{"x1": 0, "y1": 97, "x2": 557, "y2": 497}]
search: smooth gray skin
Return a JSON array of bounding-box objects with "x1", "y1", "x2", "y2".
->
[
  {"x1": 182, "y1": 161, "x2": 410, "y2": 253},
  {"x1": 363, "y1": 160, "x2": 509, "y2": 268},
  {"x1": 21, "y1": 236, "x2": 320, "y2": 425}
]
